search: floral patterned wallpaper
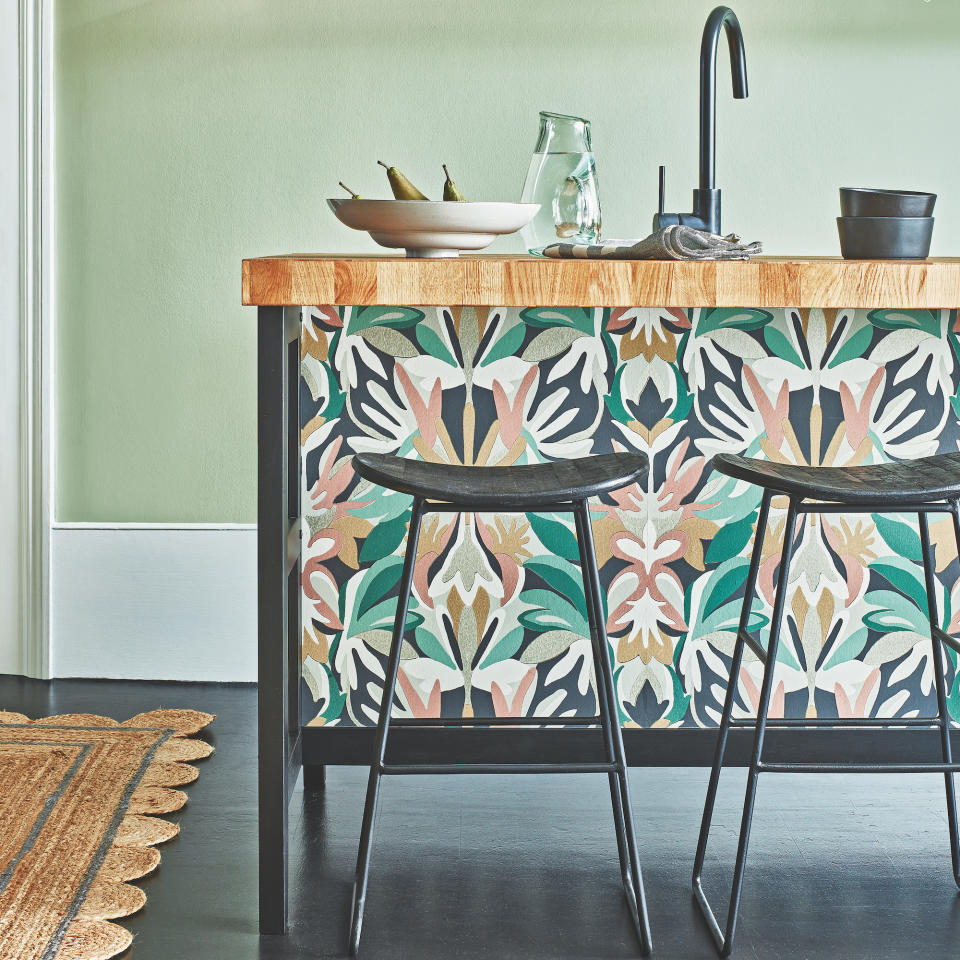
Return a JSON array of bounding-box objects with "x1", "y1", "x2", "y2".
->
[{"x1": 299, "y1": 304, "x2": 960, "y2": 728}]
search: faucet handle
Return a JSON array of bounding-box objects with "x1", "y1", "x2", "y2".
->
[{"x1": 653, "y1": 165, "x2": 681, "y2": 232}]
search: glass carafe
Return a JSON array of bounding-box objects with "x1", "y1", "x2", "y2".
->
[{"x1": 520, "y1": 111, "x2": 601, "y2": 255}]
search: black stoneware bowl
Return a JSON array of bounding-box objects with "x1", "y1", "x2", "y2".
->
[
  {"x1": 837, "y1": 216, "x2": 934, "y2": 260},
  {"x1": 839, "y1": 187, "x2": 936, "y2": 218}
]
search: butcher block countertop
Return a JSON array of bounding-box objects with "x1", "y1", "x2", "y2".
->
[{"x1": 242, "y1": 254, "x2": 960, "y2": 308}]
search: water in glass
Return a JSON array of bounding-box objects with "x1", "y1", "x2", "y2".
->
[{"x1": 520, "y1": 112, "x2": 601, "y2": 255}]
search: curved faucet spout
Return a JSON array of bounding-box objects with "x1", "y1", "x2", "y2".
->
[
  {"x1": 652, "y1": 6, "x2": 749, "y2": 236},
  {"x1": 700, "y1": 5, "x2": 748, "y2": 193}
]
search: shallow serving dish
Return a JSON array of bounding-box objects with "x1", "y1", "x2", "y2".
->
[
  {"x1": 839, "y1": 187, "x2": 936, "y2": 218},
  {"x1": 328, "y1": 199, "x2": 540, "y2": 258},
  {"x1": 837, "y1": 215, "x2": 934, "y2": 260}
]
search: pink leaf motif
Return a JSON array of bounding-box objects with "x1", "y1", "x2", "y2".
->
[
  {"x1": 396, "y1": 366, "x2": 442, "y2": 449},
  {"x1": 493, "y1": 365, "x2": 538, "y2": 447},
  {"x1": 301, "y1": 556, "x2": 342, "y2": 631},
  {"x1": 835, "y1": 669, "x2": 879, "y2": 718},
  {"x1": 317, "y1": 306, "x2": 342, "y2": 327},
  {"x1": 742, "y1": 367, "x2": 788, "y2": 450},
  {"x1": 839, "y1": 366, "x2": 884, "y2": 451},
  {"x1": 311, "y1": 437, "x2": 349, "y2": 508},
  {"x1": 739, "y1": 668, "x2": 785, "y2": 719},
  {"x1": 397, "y1": 670, "x2": 442, "y2": 718},
  {"x1": 475, "y1": 516, "x2": 521, "y2": 601},
  {"x1": 659, "y1": 438, "x2": 716, "y2": 514},
  {"x1": 491, "y1": 668, "x2": 536, "y2": 718}
]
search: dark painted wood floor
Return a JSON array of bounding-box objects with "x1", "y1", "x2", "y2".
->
[{"x1": 3, "y1": 676, "x2": 960, "y2": 959}]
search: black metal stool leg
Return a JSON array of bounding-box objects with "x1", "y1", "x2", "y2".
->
[
  {"x1": 694, "y1": 495, "x2": 799, "y2": 957},
  {"x1": 575, "y1": 500, "x2": 653, "y2": 955},
  {"x1": 574, "y1": 504, "x2": 646, "y2": 950},
  {"x1": 349, "y1": 496, "x2": 425, "y2": 955},
  {"x1": 692, "y1": 491, "x2": 771, "y2": 912},
  {"x1": 921, "y1": 507, "x2": 960, "y2": 887}
]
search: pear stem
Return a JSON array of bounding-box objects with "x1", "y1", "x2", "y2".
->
[
  {"x1": 443, "y1": 163, "x2": 451, "y2": 180},
  {"x1": 338, "y1": 181, "x2": 360, "y2": 198},
  {"x1": 377, "y1": 160, "x2": 389, "y2": 170}
]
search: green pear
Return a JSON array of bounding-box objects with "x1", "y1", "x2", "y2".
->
[
  {"x1": 377, "y1": 160, "x2": 429, "y2": 200},
  {"x1": 442, "y1": 164, "x2": 467, "y2": 202}
]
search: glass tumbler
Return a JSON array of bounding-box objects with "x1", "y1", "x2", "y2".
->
[{"x1": 520, "y1": 111, "x2": 601, "y2": 255}]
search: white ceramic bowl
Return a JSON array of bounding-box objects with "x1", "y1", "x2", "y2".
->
[{"x1": 327, "y1": 199, "x2": 540, "y2": 258}]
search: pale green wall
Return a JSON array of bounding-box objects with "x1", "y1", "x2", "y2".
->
[{"x1": 55, "y1": 0, "x2": 960, "y2": 522}]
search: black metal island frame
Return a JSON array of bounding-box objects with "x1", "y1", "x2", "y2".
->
[{"x1": 247, "y1": 253, "x2": 960, "y2": 933}]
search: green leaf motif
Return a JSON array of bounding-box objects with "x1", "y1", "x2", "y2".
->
[
  {"x1": 605, "y1": 365, "x2": 631, "y2": 423},
  {"x1": 763, "y1": 326, "x2": 804, "y2": 367},
  {"x1": 863, "y1": 589, "x2": 928, "y2": 634},
  {"x1": 871, "y1": 514, "x2": 921, "y2": 561},
  {"x1": 414, "y1": 625, "x2": 457, "y2": 669},
  {"x1": 415, "y1": 324, "x2": 456, "y2": 365},
  {"x1": 871, "y1": 556, "x2": 927, "y2": 612},
  {"x1": 479, "y1": 626, "x2": 525, "y2": 669},
  {"x1": 518, "y1": 589, "x2": 588, "y2": 636},
  {"x1": 526, "y1": 512, "x2": 581, "y2": 561},
  {"x1": 701, "y1": 558, "x2": 750, "y2": 622},
  {"x1": 520, "y1": 307, "x2": 594, "y2": 331},
  {"x1": 705, "y1": 511, "x2": 757, "y2": 564},
  {"x1": 822, "y1": 626, "x2": 869, "y2": 672},
  {"x1": 867, "y1": 309, "x2": 941, "y2": 336},
  {"x1": 481, "y1": 321, "x2": 526, "y2": 366},
  {"x1": 356, "y1": 596, "x2": 423, "y2": 635},
  {"x1": 670, "y1": 364, "x2": 693, "y2": 421},
  {"x1": 358, "y1": 513, "x2": 409, "y2": 564},
  {"x1": 349, "y1": 306, "x2": 425, "y2": 332},
  {"x1": 355, "y1": 556, "x2": 404, "y2": 620},
  {"x1": 828, "y1": 322, "x2": 873, "y2": 368},
  {"x1": 697, "y1": 308, "x2": 773, "y2": 334},
  {"x1": 662, "y1": 670, "x2": 691, "y2": 725},
  {"x1": 522, "y1": 556, "x2": 587, "y2": 613},
  {"x1": 318, "y1": 666, "x2": 347, "y2": 722}
]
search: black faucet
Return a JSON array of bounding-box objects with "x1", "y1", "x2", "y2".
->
[{"x1": 653, "y1": 6, "x2": 748, "y2": 236}]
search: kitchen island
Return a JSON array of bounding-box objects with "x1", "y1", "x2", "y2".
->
[{"x1": 244, "y1": 254, "x2": 960, "y2": 931}]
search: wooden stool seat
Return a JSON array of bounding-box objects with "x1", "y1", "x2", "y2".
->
[
  {"x1": 353, "y1": 451, "x2": 649, "y2": 508},
  {"x1": 714, "y1": 451, "x2": 960, "y2": 505}
]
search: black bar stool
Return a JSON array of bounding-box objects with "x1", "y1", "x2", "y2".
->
[
  {"x1": 347, "y1": 451, "x2": 653, "y2": 956},
  {"x1": 694, "y1": 452, "x2": 960, "y2": 956}
]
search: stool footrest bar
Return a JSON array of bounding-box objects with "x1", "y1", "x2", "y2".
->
[
  {"x1": 389, "y1": 716, "x2": 602, "y2": 727},
  {"x1": 379, "y1": 761, "x2": 618, "y2": 775},
  {"x1": 729, "y1": 716, "x2": 943, "y2": 728},
  {"x1": 738, "y1": 628, "x2": 766, "y2": 664},
  {"x1": 758, "y1": 761, "x2": 960, "y2": 774},
  {"x1": 798, "y1": 500, "x2": 953, "y2": 514}
]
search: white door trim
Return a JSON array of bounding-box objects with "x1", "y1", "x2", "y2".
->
[{"x1": 18, "y1": 0, "x2": 54, "y2": 678}]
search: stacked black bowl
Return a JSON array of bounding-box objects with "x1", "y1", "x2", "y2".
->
[{"x1": 837, "y1": 188, "x2": 936, "y2": 259}]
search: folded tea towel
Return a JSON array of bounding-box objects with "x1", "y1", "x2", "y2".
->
[{"x1": 542, "y1": 224, "x2": 762, "y2": 260}]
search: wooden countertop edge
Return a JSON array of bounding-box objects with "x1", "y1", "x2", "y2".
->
[{"x1": 242, "y1": 256, "x2": 960, "y2": 308}]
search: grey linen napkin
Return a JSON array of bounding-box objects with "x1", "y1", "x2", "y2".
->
[{"x1": 541, "y1": 224, "x2": 762, "y2": 260}]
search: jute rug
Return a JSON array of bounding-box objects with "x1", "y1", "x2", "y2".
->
[{"x1": 0, "y1": 708, "x2": 215, "y2": 960}]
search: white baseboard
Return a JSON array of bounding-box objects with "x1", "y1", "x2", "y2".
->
[{"x1": 50, "y1": 525, "x2": 257, "y2": 681}]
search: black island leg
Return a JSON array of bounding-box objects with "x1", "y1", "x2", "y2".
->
[{"x1": 258, "y1": 305, "x2": 304, "y2": 934}]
